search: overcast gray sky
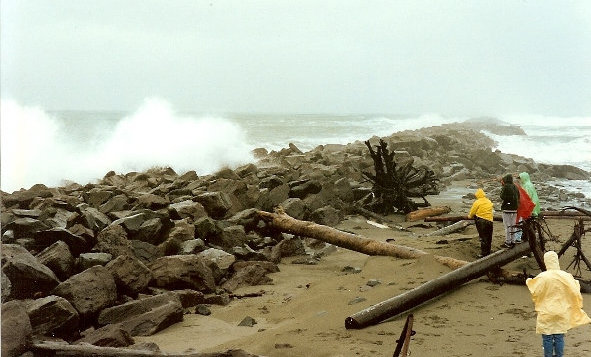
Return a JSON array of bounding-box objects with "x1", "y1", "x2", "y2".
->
[{"x1": 1, "y1": 0, "x2": 590, "y2": 116}]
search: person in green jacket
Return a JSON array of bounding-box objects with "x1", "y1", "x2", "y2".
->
[
  {"x1": 500, "y1": 174, "x2": 520, "y2": 248},
  {"x1": 519, "y1": 172, "x2": 540, "y2": 217}
]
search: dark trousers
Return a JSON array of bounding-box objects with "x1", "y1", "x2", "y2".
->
[{"x1": 475, "y1": 217, "x2": 493, "y2": 255}]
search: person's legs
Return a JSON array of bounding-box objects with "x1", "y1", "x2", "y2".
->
[
  {"x1": 514, "y1": 218, "x2": 523, "y2": 243},
  {"x1": 553, "y1": 334, "x2": 564, "y2": 357},
  {"x1": 542, "y1": 334, "x2": 553, "y2": 357},
  {"x1": 502, "y1": 211, "x2": 517, "y2": 245},
  {"x1": 480, "y1": 219, "x2": 493, "y2": 255}
]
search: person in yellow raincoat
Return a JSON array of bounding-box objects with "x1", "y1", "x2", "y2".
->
[
  {"x1": 526, "y1": 251, "x2": 591, "y2": 357},
  {"x1": 467, "y1": 188, "x2": 494, "y2": 258}
]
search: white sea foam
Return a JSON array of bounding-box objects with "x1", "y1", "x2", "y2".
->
[{"x1": 1, "y1": 98, "x2": 253, "y2": 192}]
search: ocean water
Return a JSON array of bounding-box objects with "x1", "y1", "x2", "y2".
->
[{"x1": 1, "y1": 98, "x2": 590, "y2": 195}]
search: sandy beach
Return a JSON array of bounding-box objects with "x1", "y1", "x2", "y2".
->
[{"x1": 135, "y1": 181, "x2": 591, "y2": 357}]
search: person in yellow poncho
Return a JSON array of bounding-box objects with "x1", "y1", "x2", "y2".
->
[
  {"x1": 467, "y1": 188, "x2": 494, "y2": 258},
  {"x1": 526, "y1": 251, "x2": 591, "y2": 357}
]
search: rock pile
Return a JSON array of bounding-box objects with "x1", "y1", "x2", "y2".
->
[{"x1": 1, "y1": 122, "x2": 589, "y2": 356}]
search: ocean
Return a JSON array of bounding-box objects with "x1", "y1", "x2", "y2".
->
[{"x1": 1, "y1": 98, "x2": 590, "y2": 196}]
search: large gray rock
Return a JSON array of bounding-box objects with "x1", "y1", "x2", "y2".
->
[
  {"x1": 36, "y1": 240, "x2": 75, "y2": 280},
  {"x1": 280, "y1": 198, "x2": 307, "y2": 220},
  {"x1": 136, "y1": 193, "x2": 170, "y2": 210},
  {"x1": 309, "y1": 205, "x2": 341, "y2": 227},
  {"x1": 9, "y1": 217, "x2": 50, "y2": 239},
  {"x1": 98, "y1": 293, "x2": 183, "y2": 337},
  {"x1": 289, "y1": 180, "x2": 322, "y2": 199},
  {"x1": 52, "y1": 265, "x2": 117, "y2": 325},
  {"x1": 1, "y1": 300, "x2": 33, "y2": 357},
  {"x1": 83, "y1": 189, "x2": 113, "y2": 208},
  {"x1": 93, "y1": 224, "x2": 134, "y2": 258},
  {"x1": 221, "y1": 261, "x2": 278, "y2": 292},
  {"x1": 75, "y1": 323, "x2": 135, "y2": 347},
  {"x1": 78, "y1": 252, "x2": 113, "y2": 271},
  {"x1": 26, "y1": 295, "x2": 79, "y2": 339},
  {"x1": 99, "y1": 194, "x2": 130, "y2": 214},
  {"x1": 130, "y1": 240, "x2": 163, "y2": 266},
  {"x1": 194, "y1": 217, "x2": 221, "y2": 241},
  {"x1": 168, "y1": 200, "x2": 207, "y2": 221},
  {"x1": 1, "y1": 244, "x2": 60, "y2": 299},
  {"x1": 34, "y1": 228, "x2": 91, "y2": 256},
  {"x1": 105, "y1": 255, "x2": 152, "y2": 297},
  {"x1": 206, "y1": 225, "x2": 247, "y2": 250},
  {"x1": 256, "y1": 184, "x2": 290, "y2": 211},
  {"x1": 195, "y1": 192, "x2": 232, "y2": 218},
  {"x1": 111, "y1": 212, "x2": 168, "y2": 245},
  {"x1": 149, "y1": 255, "x2": 215, "y2": 293},
  {"x1": 78, "y1": 205, "x2": 111, "y2": 232},
  {"x1": 167, "y1": 219, "x2": 195, "y2": 242}
]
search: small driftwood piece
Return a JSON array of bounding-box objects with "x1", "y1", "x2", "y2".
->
[
  {"x1": 405, "y1": 206, "x2": 451, "y2": 222},
  {"x1": 426, "y1": 220, "x2": 473, "y2": 236}
]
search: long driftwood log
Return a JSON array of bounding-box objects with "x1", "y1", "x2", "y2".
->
[
  {"x1": 345, "y1": 242, "x2": 532, "y2": 329},
  {"x1": 31, "y1": 342, "x2": 260, "y2": 357},
  {"x1": 405, "y1": 206, "x2": 451, "y2": 222},
  {"x1": 257, "y1": 209, "x2": 525, "y2": 276}
]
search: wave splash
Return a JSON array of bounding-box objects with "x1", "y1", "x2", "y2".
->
[{"x1": 1, "y1": 98, "x2": 253, "y2": 192}]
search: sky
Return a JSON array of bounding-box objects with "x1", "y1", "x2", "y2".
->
[{"x1": 1, "y1": 0, "x2": 590, "y2": 116}]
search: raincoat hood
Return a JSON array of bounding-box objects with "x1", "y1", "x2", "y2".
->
[
  {"x1": 475, "y1": 188, "x2": 486, "y2": 199},
  {"x1": 519, "y1": 172, "x2": 531, "y2": 184},
  {"x1": 503, "y1": 174, "x2": 513, "y2": 184},
  {"x1": 544, "y1": 251, "x2": 560, "y2": 270}
]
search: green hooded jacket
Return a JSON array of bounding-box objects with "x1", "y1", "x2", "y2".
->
[{"x1": 519, "y1": 172, "x2": 540, "y2": 216}]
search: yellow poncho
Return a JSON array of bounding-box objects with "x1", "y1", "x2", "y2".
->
[{"x1": 526, "y1": 251, "x2": 591, "y2": 334}]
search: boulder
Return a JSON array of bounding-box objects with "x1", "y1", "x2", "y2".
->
[
  {"x1": 26, "y1": 295, "x2": 79, "y2": 339},
  {"x1": 206, "y1": 225, "x2": 247, "y2": 250},
  {"x1": 78, "y1": 205, "x2": 111, "y2": 232},
  {"x1": 256, "y1": 184, "x2": 290, "y2": 211},
  {"x1": 136, "y1": 193, "x2": 169, "y2": 210},
  {"x1": 280, "y1": 198, "x2": 307, "y2": 220},
  {"x1": 194, "y1": 217, "x2": 222, "y2": 241},
  {"x1": 83, "y1": 189, "x2": 113, "y2": 208},
  {"x1": 111, "y1": 212, "x2": 168, "y2": 245},
  {"x1": 195, "y1": 192, "x2": 232, "y2": 219},
  {"x1": 78, "y1": 252, "x2": 113, "y2": 271},
  {"x1": 168, "y1": 200, "x2": 207, "y2": 221},
  {"x1": 9, "y1": 217, "x2": 50, "y2": 239},
  {"x1": 34, "y1": 228, "x2": 90, "y2": 256},
  {"x1": 93, "y1": 224, "x2": 134, "y2": 258},
  {"x1": 134, "y1": 217, "x2": 165, "y2": 245},
  {"x1": 1, "y1": 244, "x2": 60, "y2": 299},
  {"x1": 130, "y1": 240, "x2": 163, "y2": 266},
  {"x1": 36, "y1": 241, "x2": 75, "y2": 280},
  {"x1": 98, "y1": 194, "x2": 130, "y2": 214},
  {"x1": 222, "y1": 261, "x2": 279, "y2": 292},
  {"x1": 258, "y1": 175, "x2": 284, "y2": 190},
  {"x1": 52, "y1": 265, "x2": 117, "y2": 325},
  {"x1": 75, "y1": 323, "x2": 134, "y2": 347},
  {"x1": 197, "y1": 248, "x2": 236, "y2": 270},
  {"x1": 289, "y1": 180, "x2": 322, "y2": 199},
  {"x1": 1, "y1": 184, "x2": 53, "y2": 208},
  {"x1": 309, "y1": 205, "x2": 341, "y2": 227},
  {"x1": 179, "y1": 239, "x2": 206, "y2": 255},
  {"x1": 1, "y1": 300, "x2": 33, "y2": 357},
  {"x1": 105, "y1": 255, "x2": 152, "y2": 296},
  {"x1": 227, "y1": 208, "x2": 260, "y2": 232},
  {"x1": 167, "y1": 219, "x2": 196, "y2": 242},
  {"x1": 271, "y1": 236, "x2": 306, "y2": 259},
  {"x1": 97, "y1": 293, "x2": 183, "y2": 337},
  {"x1": 149, "y1": 255, "x2": 215, "y2": 293}
]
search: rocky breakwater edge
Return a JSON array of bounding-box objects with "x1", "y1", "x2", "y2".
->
[{"x1": 1, "y1": 122, "x2": 590, "y2": 356}]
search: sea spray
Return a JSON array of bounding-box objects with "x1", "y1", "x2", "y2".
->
[{"x1": 0, "y1": 99, "x2": 253, "y2": 192}]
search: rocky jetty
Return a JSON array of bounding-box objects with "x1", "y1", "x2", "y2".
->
[{"x1": 1, "y1": 122, "x2": 589, "y2": 356}]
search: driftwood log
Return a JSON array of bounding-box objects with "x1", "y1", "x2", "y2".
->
[
  {"x1": 31, "y1": 342, "x2": 260, "y2": 357},
  {"x1": 345, "y1": 242, "x2": 531, "y2": 329},
  {"x1": 405, "y1": 206, "x2": 451, "y2": 222},
  {"x1": 426, "y1": 220, "x2": 473, "y2": 236},
  {"x1": 257, "y1": 209, "x2": 525, "y2": 277}
]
